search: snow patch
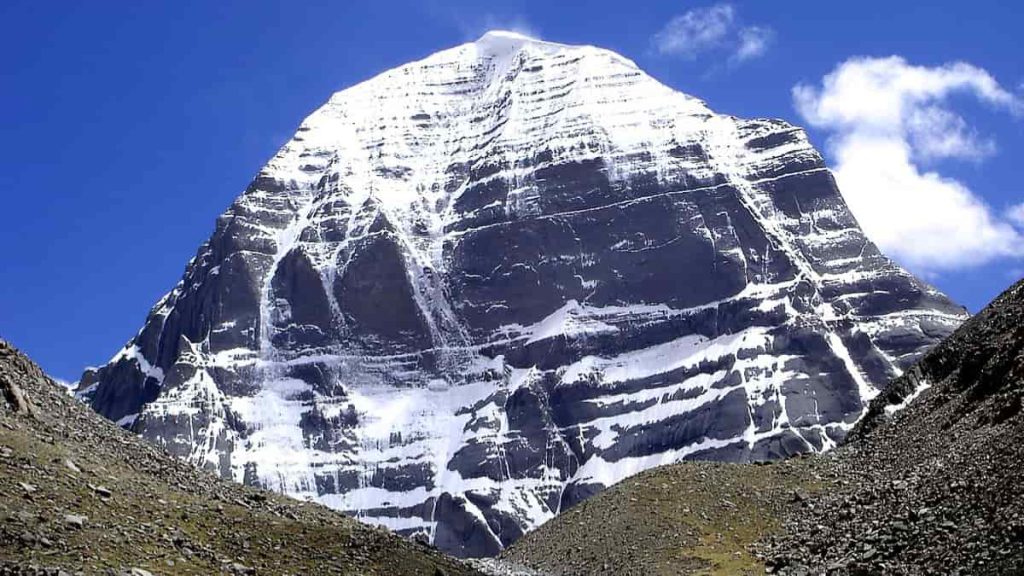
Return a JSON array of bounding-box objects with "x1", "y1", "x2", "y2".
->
[{"x1": 884, "y1": 379, "x2": 932, "y2": 415}]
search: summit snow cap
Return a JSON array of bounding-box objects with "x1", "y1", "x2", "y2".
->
[
  {"x1": 470, "y1": 28, "x2": 640, "y2": 70},
  {"x1": 477, "y1": 29, "x2": 540, "y2": 46}
]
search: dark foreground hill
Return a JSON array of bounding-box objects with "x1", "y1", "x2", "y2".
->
[
  {"x1": 504, "y1": 279, "x2": 1024, "y2": 575},
  {"x1": 0, "y1": 340, "x2": 480, "y2": 576}
]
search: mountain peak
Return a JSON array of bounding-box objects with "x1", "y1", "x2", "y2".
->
[{"x1": 79, "y1": 31, "x2": 966, "y2": 557}]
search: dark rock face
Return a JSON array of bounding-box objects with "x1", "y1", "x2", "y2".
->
[
  {"x1": 77, "y1": 31, "x2": 965, "y2": 557},
  {"x1": 332, "y1": 231, "x2": 435, "y2": 351}
]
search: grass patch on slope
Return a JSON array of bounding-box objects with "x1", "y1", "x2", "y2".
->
[{"x1": 504, "y1": 458, "x2": 823, "y2": 576}]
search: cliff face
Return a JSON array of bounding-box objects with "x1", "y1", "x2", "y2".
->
[{"x1": 79, "y1": 31, "x2": 965, "y2": 556}]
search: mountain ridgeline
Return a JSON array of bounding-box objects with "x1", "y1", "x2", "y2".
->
[{"x1": 77, "y1": 31, "x2": 964, "y2": 556}]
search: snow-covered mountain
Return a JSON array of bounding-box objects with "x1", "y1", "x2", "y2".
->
[{"x1": 78, "y1": 31, "x2": 965, "y2": 557}]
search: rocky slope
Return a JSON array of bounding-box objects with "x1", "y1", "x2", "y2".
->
[
  {"x1": 766, "y1": 277, "x2": 1024, "y2": 574},
  {"x1": 503, "y1": 277, "x2": 1024, "y2": 575},
  {"x1": 0, "y1": 339, "x2": 480, "y2": 575},
  {"x1": 77, "y1": 30, "x2": 964, "y2": 556}
]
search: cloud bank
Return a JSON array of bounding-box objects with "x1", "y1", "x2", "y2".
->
[{"x1": 793, "y1": 56, "x2": 1024, "y2": 273}]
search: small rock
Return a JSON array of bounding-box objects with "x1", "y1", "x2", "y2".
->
[
  {"x1": 827, "y1": 559, "x2": 850, "y2": 571},
  {"x1": 229, "y1": 562, "x2": 255, "y2": 575},
  {"x1": 64, "y1": 514, "x2": 87, "y2": 529}
]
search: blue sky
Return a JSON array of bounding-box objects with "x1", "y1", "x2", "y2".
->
[{"x1": 1, "y1": 0, "x2": 1022, "y2": 381}]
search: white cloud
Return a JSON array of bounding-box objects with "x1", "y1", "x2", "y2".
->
[
  {"x1": 1009, "y1": 203, "x2": 1024, "y2": 227},
  {"x1": 794, "y1": 56, "x2": 1024, "y2": 273},
  {"x1": 905, "y1": 106, "x2": 996, "y2": 161},
  {"x1": 733, "y1": 26, "x2": 773, "y2": 63},
  {"x1": 652, "y1": 4, "x2": 771, "y2": 64}
]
